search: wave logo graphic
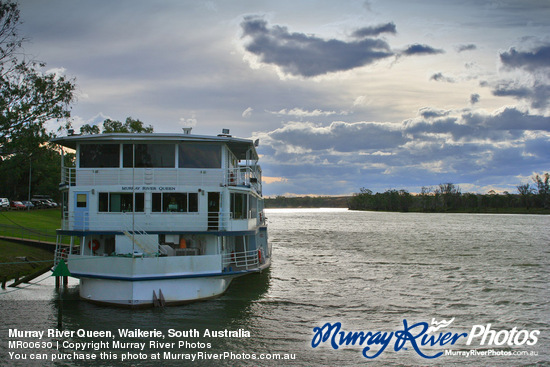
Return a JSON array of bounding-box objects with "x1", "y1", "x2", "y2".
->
[{"x1": 427, "y1": 318, "x2": 455, "y2": 334}]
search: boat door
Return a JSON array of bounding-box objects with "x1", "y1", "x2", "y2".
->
[
  {"x1": 74, "y1": 192, "x2": 89, "y2": 230},
  {"x1": 207, "y1": 192, "x2": 220, "y2": 230}
]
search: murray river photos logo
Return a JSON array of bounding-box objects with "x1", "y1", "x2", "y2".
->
[{"x1": 311, "y1": 318, "x2": 540, "y2": 359}]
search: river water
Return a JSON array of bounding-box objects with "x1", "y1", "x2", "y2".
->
[{"x1": 1, "y1": 209, "x2": 549, "y2": 366}]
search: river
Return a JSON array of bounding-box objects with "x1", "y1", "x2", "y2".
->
[{"x1": 1, "y1": 209, "x2": 549, "y2": 366}]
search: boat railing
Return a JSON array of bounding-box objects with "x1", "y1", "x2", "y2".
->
[
  {"x1": 222, "y1": 249, "x2": 260, "y2": 270},
  {"x1": 60, "y1": 167, "x2": 224, "y2": 187},
  {"x1": 226, "y1": 166, "x2": 262, "y2": 194},
  {"x1": 61, "y1": 210, "x2": 243, "y2": 232},
  {"x1": 53, "y1": 236, "x2": 79, "y2": 266},
  {"x1": 60, "y1": 166, "x2": 262, "y2": 195}
]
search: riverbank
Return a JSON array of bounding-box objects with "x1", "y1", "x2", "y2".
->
[
  {"x1": 0, "y1": 239, "x2": 53, "y2": 280},
  {"x1": 0, "y1": 209, "x2": 59, "y2": 280}
]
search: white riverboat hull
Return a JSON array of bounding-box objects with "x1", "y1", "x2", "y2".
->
[
  {"x1": 79, "y1": 276, "x2": 234, "y2": 307},
  {"x1": 67, "y1": 249, "x2": 271, "y2": 307}
]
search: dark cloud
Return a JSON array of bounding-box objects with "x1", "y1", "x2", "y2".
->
[
  {"x1": 351, "y1": 22, "x2": 396, "y2": 38},
  {"x1": 401, "y1": 44, "x2": 444, "y2": 56},
  {"x1": 470, "y1": 93, "x2": 480, "y2": 104},
  {"x1": 500, "y1": 45, "x2": 550, "y2": 71},
  {"x1": 430, "y1": 72, "x2": 455, "y2": 83},
  {"x1": 456, "y1": 44, "x2": 477, "y2": 53},
  {"x1": 240, "y1": 16, "x2": 394, "y2": 77},
  {"x1": 266, "y1": 120, "x2": 407, "y2": 152},
  {"x1": 492, "y1": 80, "x2": 550, "y2": 109},
  {"x1": 484, "y1": 44, "x2": 550, "y2": 109},
  {"x1": 258, "y1": 106, "x2": 550, "y2": 194},
  {"x1": 418, "y1": 107, "x2": 450, "y2": 119},
  {"x1": 241, "y1": 17, "x2": 447, "y2": 77}
]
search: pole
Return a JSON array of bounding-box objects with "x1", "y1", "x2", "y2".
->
[{"x1": 28, "y1": 158, "x2": 32, "y2": 203}]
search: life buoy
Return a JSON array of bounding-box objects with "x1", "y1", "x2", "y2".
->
[
  {"x1": 88, "y1": 239, "x2": 100, "y2": 251},
  {"x1": 229, "y1": 172, "x2": 236, "y2": 185}
]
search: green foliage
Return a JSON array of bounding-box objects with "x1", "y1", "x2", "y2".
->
[
  {"x1": 349, "y1": 174, "x2": 550, "y2": 213},
  {"x1": 265, "y1": 196, "x2": 349, "y2": 208},
  {"x1": 532, "y1": 173, "x2": 549, "y2": 208},
  {"x1": 0, "y1": 1, "x2": 75, "y2": 201},
  {"x1": 0, "y1": 145, "x2": 63, "y2": 200},
  {"x1": 0, "y1": 1, "x2": 76, "y2": 154},
  {"x1": 80, "y1": 117, "x2": 153, "y2": 134}
]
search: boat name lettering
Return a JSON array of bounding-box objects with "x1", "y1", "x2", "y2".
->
[{"x1": 120, "y1": 186, "x2": 176, "y2": 191}]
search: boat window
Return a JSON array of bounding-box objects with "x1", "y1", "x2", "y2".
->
[
  {"x1": 79, "y1": 144, "x2": 120, "y2": 168},
  {"x1": 250, "y1": 195, "x2": 257, "y2": 219},
  {"x1": 98, "y1": 192, "x2": 144, "y2": 212},
  {"x1": 178, "y1": 144, "x2": 221, "y2": 168},
  {"x1": 152, "y1": 192, "x2": 198, "y2": 213},
  {"x1": 76, "y1": 194, "x2": 87, "y2": 208},
  {"x1": 230, "y1": 193, "x2": 248, "y2": 219},
  {"x1": 123, "y1": 144, "x2": 175, "y2": 168}
]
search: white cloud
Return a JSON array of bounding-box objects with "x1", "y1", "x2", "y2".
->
[{"x1": 242, "y1": 107, "x2": 253, "y2": 118}]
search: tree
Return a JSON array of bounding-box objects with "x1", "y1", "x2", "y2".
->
[
  {"x1": 516, "y1": 183, "x2": 533, "y2": 209},
  {"x1": 438, "y1": 183, "x2": 461, "y2": 210},
  {"x1": 532, "y1": 173, "x2": 549, "y2": 209},
  {"x1": 0, "y1": 1, "x2": 76, "y2": 154},
  {"x1": 0, "y1": 1, "x2": 76, "y2": 201},
  {"x1": 80, "y1": 117, "x2": 153, "y2": 134}
]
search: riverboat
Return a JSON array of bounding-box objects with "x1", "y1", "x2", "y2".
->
[{"x1": 52, "y1": 129, "x2": 270, "y2": 307}]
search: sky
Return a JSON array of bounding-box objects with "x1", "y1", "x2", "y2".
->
[{"x1": 17, "y1": 0, "x2": 550, "y2": 196}]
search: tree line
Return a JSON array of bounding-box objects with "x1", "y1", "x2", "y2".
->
[{"x1": 348, "y1": 173, "x2": 550, "y2": 213}]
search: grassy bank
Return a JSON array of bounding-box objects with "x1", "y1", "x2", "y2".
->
[
  {"x1": 0, "y1": 209, "x2": 60, "y2": 281},
  {"x1": 0, "y1": 239, "x2": 54, "y2": 281},
  {"x1": 0, "y1": 208, "x2": 60, "y2": 241}
]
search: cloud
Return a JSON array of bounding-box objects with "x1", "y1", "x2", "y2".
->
[
  {"x1": 240, "y1": 16, "x2": 394, "y2": 77},
  {"x1": 500, "y1": 45, "x2": 550, "y2": 71},
  {"x1": 242, "y1": 107, "x2": 253, "y2": 118},
  {"x1": 430, "y1": 72, "x2": 455, "y2": 83},
  {"x1": 418, "y1": 107, "x2": 450, "y2": 119},
  {"x1": 260, "y1": 120, "x2": 407, "y2": 154},
  {"x1": 256, "y1": 107, "x2": 550, "y2": 194},
  {"x1": 179, "y1": 115, "x2": 198, "y2": 128},
  {"x1": 351, "y1": 22, "x2": 396, "y2": 38},
  {"x1": 470, "y1": 93, "x2": 480, "y2": 104},
  {"x1": 267, "y1": 108, "x2": 347, "y2": 117},
  {"x1": 401, "y1": 44, "x2": 444, "y2": 56},
  {"x1": 484, "y1": 43, "x2": 550, "y2": 110},
  {"x1": 456, "y1": 44, "x2": 477, "y2": 53}
]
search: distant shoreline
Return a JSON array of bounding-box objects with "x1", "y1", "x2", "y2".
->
[{"x1": 265, "y1": 196, "x2": 550, "y2": 214}]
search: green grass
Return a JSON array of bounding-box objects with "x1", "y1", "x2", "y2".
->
[
  {"x1": 0, "y1": 209, "x2": 61, "y2": 280},
  {"x1": 0, "y1": 239, "x2": 54, "y2": 281},
  {"x1": 0, "y1": 208, "x2": 61, "y2": 241}
]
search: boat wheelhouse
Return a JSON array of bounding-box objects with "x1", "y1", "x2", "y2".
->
[{"x1": 52, "y1": 130, "x2": 270, "y2": 307}]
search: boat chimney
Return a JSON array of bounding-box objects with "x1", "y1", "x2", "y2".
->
[{"x1": 182, "y1": 127, "x2": 192, "y2": 135}]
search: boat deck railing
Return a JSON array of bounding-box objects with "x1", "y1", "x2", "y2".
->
[
  {"x1": 60, "y1": 166, "x2": 262, "y2": 195},
  {"x1": 60, "y1": 211, "x2": 257, "y2": 232},
  {"x1": 222, "y1": 249, "x2": 260, "y2": 270}
]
